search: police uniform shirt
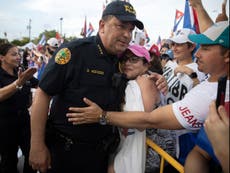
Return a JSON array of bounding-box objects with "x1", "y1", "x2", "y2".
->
[{"x1": 39, "y1": 34, "x2": 119, "y2": 141}]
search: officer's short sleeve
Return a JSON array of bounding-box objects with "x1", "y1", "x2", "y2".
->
[{"x1": 39, "y1": 47, "x2": 73, "y2": 96}]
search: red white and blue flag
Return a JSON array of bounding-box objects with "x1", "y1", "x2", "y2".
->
[
  {"x1": 144, "y1": 28, "x2": 150, "y2": 43},
  {"x1": 173, "y1": 9, "x2": 184, "y2": 32},
  {"x1": 56, "y1": 32, "x2": 64, "y2": 44},
  {"x1": 86, "y1": 22, "x2": 95, "y2": 37},
  {"x1": 156, "y1": 35, "x2": 161, "y2": 49},
  {"x1": 183, "y1": 0, "x2": 200, "y2": 33},
  {"x1": 38, "y1": 34, "x2": 46, "y2": 46},
  {"x1": 80, "y1": 16, "x2": 87, "y2": 37}
]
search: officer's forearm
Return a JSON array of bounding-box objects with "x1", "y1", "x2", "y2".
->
[{"x1": 31, "y1": 88, "x2": 51, "y2": 144}]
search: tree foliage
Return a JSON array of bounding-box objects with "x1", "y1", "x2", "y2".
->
[{"x1": 0, "y1": 30, "x2": 80, "y2": 47}]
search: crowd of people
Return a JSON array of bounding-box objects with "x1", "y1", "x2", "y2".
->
[{"x1": 0, "y1": 0, "x2": 229, "y2": 173}]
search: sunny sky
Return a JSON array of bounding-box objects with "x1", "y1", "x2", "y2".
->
[{"x1": 0, "y1": 0, "x2": 228, "y2": 44}]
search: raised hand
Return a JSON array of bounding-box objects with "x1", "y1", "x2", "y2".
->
[
  {"x1": 215, "y1": 0, "x2": 228, "y2": 22},
  {"x1": 16, "y1": 67, "x2": 37, "y2": 86}
]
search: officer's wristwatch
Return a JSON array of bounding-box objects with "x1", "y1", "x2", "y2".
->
[
  {"x1": 99, "y1": 110, "x2": 108, "y2": 125},
  {"x1": 189, "y1": 72, "x2": 198, "y2": 79},
  {"x1": 13, "y1": 81, "x2": 23, "y2": 90}
]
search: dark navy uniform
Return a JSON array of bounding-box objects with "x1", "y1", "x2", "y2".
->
[
  {"x1": 39, "y1": 35, "x2": 121, "y2": 173},
  {"x1": 0, "y1": 67, "x2": 38, "y2": 173}
]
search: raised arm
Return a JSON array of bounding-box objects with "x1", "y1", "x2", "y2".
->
[
  {"x1": 67, "y1": 98, "x2": 183, "y2": 130},
  {"x1": 189, "y1": 0, "x2": 214, "y2": 32},
  {"x1": 0, "y1": 67, "x2": 37, "y2": 101}
]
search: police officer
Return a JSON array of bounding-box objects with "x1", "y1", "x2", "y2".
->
[
  {"x1": 0, "y1": 43, "x2": 38, "y2": 173},
  {"x1": 29, "y1": 1, "x2": 144, "y2": 173}
]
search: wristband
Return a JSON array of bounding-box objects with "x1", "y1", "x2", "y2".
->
[
  {"x1": 99, "y1": 110, "x2": 108, "y2": 125},
  {"x1": 189, "y1": 72, "x2": 198, "y2": 79},
  {"x1": 13, "y1": 81, "x2": 23, "y2": 90}
]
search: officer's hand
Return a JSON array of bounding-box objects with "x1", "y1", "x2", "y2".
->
[
  {"x1": 148, "y1": 72, "x2": 168, "y2": 95},
  {"x1": 29, "y1": 142, "x2": 51, "y2": 173},
  {"x1": 67, "y1": 97, "x2": 103, "y2": 125}
]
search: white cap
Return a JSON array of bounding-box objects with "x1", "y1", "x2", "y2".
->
[
  {"x1": 47, "y1": 38, "x2": 59, "y2": 48},
  {"x1": 170, "y1": 28, "x2": 196, "y2": 44}
]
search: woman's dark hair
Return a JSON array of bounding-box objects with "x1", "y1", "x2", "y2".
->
[
  {"x1": 0, "y1": 43, "x2": 15, "y2": 56},
  {"x1": 112, "y1": 73, "x2": 128, "y2": 111},
  {"x1": 149, "y1": 54, "x2": 163, "y2": 74},
  {"x1": 160, "y1": 43, "x2": 170, "y2": 50}
]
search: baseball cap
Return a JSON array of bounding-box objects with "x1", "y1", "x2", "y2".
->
[
  {"x1": 169, "y1": 28, "x2": 196, "y2": 44},
  {"x1": 102, "y1": 1, "x2": 144, "y2": 30},
  {"x1": 149, "y1": 44, "x2": 160, "y2": 57},
  {"x1": 188, "y1": 21, "x2": 229, "y2": 48},
  {"x1": 126, "y1": 44, "x2": 151, "y2": 62},
  {"x1": 47, "y1": 38, "x2": 59, "y2": 48},
  {"x1": 161, "y1": 50, "x2": 174, "y2": 60}
]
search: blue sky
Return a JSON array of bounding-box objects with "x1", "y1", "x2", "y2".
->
[{"x1": 0, "y1": 0, "x2": 228, "y2": 43}]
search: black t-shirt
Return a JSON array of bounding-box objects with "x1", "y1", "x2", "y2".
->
[
  {"x1": 39, "y1": 35, "x2": 120, "y2": 141},
  {"x1": 0, "y1": 67, "x2": 38, "y2": 116}
]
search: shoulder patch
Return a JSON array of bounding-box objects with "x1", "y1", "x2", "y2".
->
[{"x1": 55, "y1": 48, "x2": 71, "y2": 65}]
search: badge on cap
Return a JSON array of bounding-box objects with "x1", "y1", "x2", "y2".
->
[{"x1": 55, "y1": 48, "x2": 71, "y2": 65}]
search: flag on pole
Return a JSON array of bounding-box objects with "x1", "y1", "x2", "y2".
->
[
  {"x1": 183, "y1": 0, "x2": 200, "y2": 33},
  {"x1": 56, "y1": 32, "x2": 61, "y2": 40},
  {"x1": 56, "y1": 32, "x2": 64, "y2": 44},
  {"x1": 144, "y1": 28, "x2": 150, "y2": 43},
  {"x1": 173, "y1": 9, "x2": 184, "y2": 32},
  {"x1": 80, "y1": 16, "x2": 87, "y2": 37},
  {"x1": 38, "y1": 34, "x2": 46, "y2": 45},
  {"x1": 156, "y1": 36, "x2": 161, "y2": 49},
  {"x1": 86, "y1": 22, "x2": 95, "y2": 37}
]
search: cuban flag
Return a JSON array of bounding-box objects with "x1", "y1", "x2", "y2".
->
[
  {"x1": 173, "y1": 9, "x2": 184, "y2": 32},
  {"x1": 86, "y1": 22, "x2": 95, "y2": 37},
  {"x1": 183, "y1": 0, "x2": 200, "y2": 33},
  {"x1": 156, "y1": 35, "x2": 161, "y2": 49},
  {"x1": 38, "y1": 34, "x2": 46, "y2": 45}
]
